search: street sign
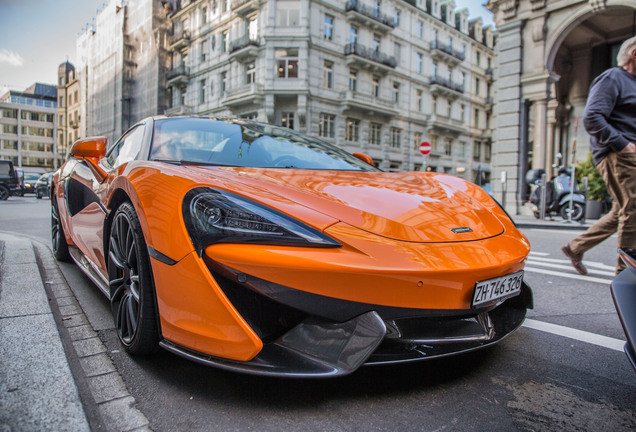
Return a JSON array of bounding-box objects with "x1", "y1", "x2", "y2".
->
[{"x1": 419, "y1": 142, "x2": 431, "y2": 155}]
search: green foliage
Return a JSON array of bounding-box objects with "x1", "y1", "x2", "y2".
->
[{"x1": 575, "y1": 153, "x2": 607, "y2": 201}]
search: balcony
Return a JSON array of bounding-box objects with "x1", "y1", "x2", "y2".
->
[
  {"x1": 430, "y1": 75, "x2": 464, "y2": 99},
  {"x1": 231, "y1": 0, "x2": 258, "y2": 15},
  {"x1": 166, "y1": 64, "x2": 190, "y2": 87},
  {"x1": 339, "y1": 90, "x2": 398, "y2": 118},
  {"x1": 485, "y1": 67, "x2": 494, "y2": 82},
  {"x1": 344, "y1": 43, "x2": 396, "y2": 73},
  {"x1": 164, "y1": 104, "x2": 192, "y2": 116},
  {"x1": 229, "y1": 35, "x2": 260, "y2": 61},
  {"x1": 222, "y1": 83, "x2": 264, "y2": 108},
  {"x1": 428, "y1": 115, "x2": 466, "y2": 137},
  {"x1": 430, "y1": 40, "x2": 465, "y2": 66},
  {"x1": 170, "y1": 29, "x2": 191, "y2": 51},
  {"x1": 344, "y1": 0, "x2": 395, "y2": 33}
]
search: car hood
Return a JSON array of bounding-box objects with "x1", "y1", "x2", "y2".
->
[{"x1": 190, "y1": 167, "x2": 505, "y2": 243}]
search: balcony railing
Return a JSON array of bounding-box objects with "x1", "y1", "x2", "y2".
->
[
  {"x1": 430, "y1": 75, "x2": 464, "y2": 93},
  {"x1": 229, "y1": 35, "x2": 260, "y2": 53},
  {"x1": 345, "y1": 0, "x2": 395, "y2": 29},
  {"x1": 430, "y1": 40, "x2": 465, "y2": 62},
  {"x1": 170, "y1": 29, "x2": 191, "y2": 49},
  {"x1": 344, "y1": 43, "x2": 397, "y2": 68},
  {"x1": 166, "y1": 64, "x2": 189, "y2": 80}
]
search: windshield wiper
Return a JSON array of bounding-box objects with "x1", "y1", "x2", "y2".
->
[{"x1": 153, "y1": 159, "x2": 235, "y2": 167}]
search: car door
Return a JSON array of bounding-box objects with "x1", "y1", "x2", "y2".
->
[{"x1": 66, "y1": 124, "x2": 147, "y2": 274}]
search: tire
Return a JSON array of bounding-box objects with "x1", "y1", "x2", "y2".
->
[
  {"x1": 108, "y1": 202, "x2": 159, "y2": 355},
  {"x1": 36, "y1": 190, "x2": 42, "y2": 199},
  {"x1": 533, "y1": 210, "x2": 540, "y2": 219},
  {"x1": 51, "y1": 196, "x2": 71, "y2": 262},
  {"x1": 0, "y1": 185, "x2": 9, "y2": 200},
  {"x1": 560, "y1": 202, "x2": 585, "y2": 221}
]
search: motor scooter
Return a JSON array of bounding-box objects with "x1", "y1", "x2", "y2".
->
[
  {"x1": 610, "y1": 249, "x2": 636, "y2": 371},
  {"x1": 527, "y1": 165, "x2": 586, "y2": 221}
]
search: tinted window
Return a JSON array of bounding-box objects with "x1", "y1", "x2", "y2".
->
[
  {"x1": 151, "y1": 118, "x2": 379, "y2": 171},
  {"x1": 106, "y1": 125, "x2": 146, "y2": 168}
]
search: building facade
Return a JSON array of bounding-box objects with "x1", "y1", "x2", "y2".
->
[
  {"x1": 56, "y1": 61, "x2": 82, "y2": 164},
  {"x1": 485, "y1": 0, "x2": 636, "y2": 213},
  {"x1": 77, "y1": 0, "x2": 172, "y2": 144},
  {"x1": 164, "y1": 0, "x2": 495, "y2": 178},
  {"x1": 0, "y1": 84, "x2": 58, "y2": 170}
]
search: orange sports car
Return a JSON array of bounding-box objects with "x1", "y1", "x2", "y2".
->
[{"x1": 51, "y1": 116, "x2": 532, "y2": 377}]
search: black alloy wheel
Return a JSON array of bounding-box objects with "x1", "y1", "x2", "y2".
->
[
  {"x1": 108, "y1": 202, "x2": 159, "y2": 355},
  {"x1": 51, "y1": 195, "x2": 71, "y2": 262},
  {"x1": 0, "y1": 185, "x2": 9, "y2": 200}
]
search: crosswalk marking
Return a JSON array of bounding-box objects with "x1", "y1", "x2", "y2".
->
[
  {"x1": 526, "y1": 259, "x2": 615, "y2": 277},
  {"x1": 523, "y1": 319, "x2": 625, "y2": 352},
  {"x1": 524, "y1": 266, "x2": 613, "y2": 284}
]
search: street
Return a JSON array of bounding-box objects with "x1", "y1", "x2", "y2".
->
[{"x1": 1, "y1": 196, "x2": 635, "y2": 431}]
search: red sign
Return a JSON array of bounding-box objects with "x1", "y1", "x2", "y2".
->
[{"x1": 419, "y1": 142, "x2": 431, "y2": 155}]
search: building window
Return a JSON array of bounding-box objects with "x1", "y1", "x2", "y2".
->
[
  {"x1": 394, "y1": 42, "x2": 401, "y2": 64},
  {"x1": 281, "y1": 112, "x2": 295, "y2": 129},
  {"x1": 246, "y1": 62, "x2": 256, "y2": 84},
  {"x1": 200, "y1": 40, "x2": 207, "y2": 62},
  {"x1": 324, "y1": 14, "x2": 334, "y2": 40},
  {"x1": 485, "y1": 141, "x2": 491, "y2": 161},
  {"x1": 390, "y1": 127, "x2": 401, "y2": 148},
  {"x1": 319, "y1": 113, "x2": 335, "y2": 138},
  {"x1": 370, "y1": 123, "x2": 381, "y2": 146},
  {"x1": 457, "y1": 142, "x2": 465, "y2": 158},
  {"x1": 276, "y1": 1, "x2": 300, "y2": 27},
  {"x1": 345, "y1": 118, "x2": 359, "y2": 142},
  {"x1": 202, "y1": 6, "x2": 207, "y2": 24},
  {"x1": 276, "y1": 48, "x2": 299, "y2": 78},
  {"x1": 210, "y1": 81, "x2": 214, "y2": 97},
  {"x1": 372, "y1": 75, "x2": 380, "y2": 97},
  {"x1": 221, "y1": 31, "x2": 228, "y2": 52},
  {"x1": 372, "y1": 34, "x2": 381, "y2": 52},
  {"x1": 432, "y1": 61, "x2": 438, "y2": 77},
  {"x1": 432, "y1": 95, "x2": 437, "y2": 114},
  {"x1": 473, "y1": 141, "x2": 481, "y2": 161},
  {"x1": 475, "y1": 78, "x2": 480, "y2": 96},
  {"x1": 200, "y1": 79, "x2": 206, "y2": 103},
  {"x1": 394, "y1": 9, "x2": 400, "y2": 26},
  {"x1": 392, "y1": 82, "x2": 400, "y2": 103},
  {"x1": 417, "y1": 21, "x2": 423, "y2": 38},
  {"x1": 59, "y1": 114, "x2": 64, "y2": 125},
  {"x1": 413, "y1": 132, "x2": 422, "y2": 151},
  {"x1": 349, "y1": 69, "x2": 358, "y2": 92},
  {"x1": 323, "y1": 61, "x2": 333, "y2": 88},
  {"x1": 221, "y1": 0, "x2": 226, "y2": 13},
  {"x1": 59, "y1": 96, "x2": 64, "y2": 107},
  {"x1": 416, "y1": 52, "x2": 423, "y2": 73},
  {"x1": 460, "y1": 104, "x2": 465, "y2": 122},
  {"x1": 445, "y1": 139, "x2": 452, "y2": 156},
  {"x1": 350, "y1": 25, "x2": 358, "y2": 44},
  {"x1": 220, "y1": 72, "x2": 227, "y2": 94},
  {"x1": 372, "y1": 0, "x2": 381, "y2": 17},
  {"x1": 446, "y1": 98, "x2": 451, "y2": 117},
  {"x1": 416, "y1": 89, "x2": 423, "y2": 112},
  {"x1": 474, "y1": 108, "x2": 480, "y2": 128},
  {"x1": 476, "y1": 51, "x2": 481, "y2": 67}
]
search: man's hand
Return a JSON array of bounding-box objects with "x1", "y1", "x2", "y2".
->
[{"x1": 619, "y1": 142, "x2": 636, "y2": 153}]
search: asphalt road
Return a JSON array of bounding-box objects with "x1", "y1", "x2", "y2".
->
[{"x1": 1, "y1": 196, "x2": 635, "y2": 431}]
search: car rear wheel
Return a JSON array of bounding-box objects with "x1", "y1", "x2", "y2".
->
[
  {"x1": 108, "y1": 202, "x2": 159, "y2": 355},
  {"x1": 0, "y1": 185, "x2": 9, "y2": 200},
  {"x1": 51, "y1": 196, "x2": 71, "y2": 262}
]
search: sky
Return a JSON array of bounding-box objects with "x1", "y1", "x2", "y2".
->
[{"x1": 0, "y1": 0, "x2": 494, "y2": 96}]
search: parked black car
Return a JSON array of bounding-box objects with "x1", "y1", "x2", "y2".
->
[
  {"x1": 0, "y1": 160, "x2": 21, "y2": 200},
  {"x1": 23, "y1": 172, "x2": 42, "y2": 195},
  {"x1": 35, "y1": 172, "x2": 53, "y2": 199}
]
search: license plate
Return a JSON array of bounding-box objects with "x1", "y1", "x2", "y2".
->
[{"x1": 472, "y1": 270, "x2": 524, "y2": 308}]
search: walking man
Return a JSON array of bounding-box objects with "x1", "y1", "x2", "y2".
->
[{"x1": 562, "y1": 35, "x2": 636, "y2": 276}]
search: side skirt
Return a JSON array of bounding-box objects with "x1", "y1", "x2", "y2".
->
[{"x1": 68, "y1": 246, "x2": 109, "y2": 298}]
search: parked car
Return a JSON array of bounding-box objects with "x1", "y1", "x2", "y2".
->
[
  {"x1": 35, "y1": 172, "x2": 53, "y2": 199},
  {"x1": 23, "y1": 172, "x2": 42, "y2": 195},
  {"x1": 0, "y1": 160, "x2": 21, "y2": 200},
  {"x1": 51, "y1": 116, "x2": 533, "y2": 377}
]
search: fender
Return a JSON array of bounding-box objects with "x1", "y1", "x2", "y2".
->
[{"x1": 558, "y1": 193, "x2": 586, "y2": 207}]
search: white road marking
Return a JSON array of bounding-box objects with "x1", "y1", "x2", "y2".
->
[
  {"x1": 528, "y1": 255, "x2": 615, "y2": 271},
  {"x1": 524, "y1": 267, "x2": 613, "y2": 284},
  {"x1": 523, "y1": 318, "x2": 625, "y2": 352},
  {"x1": 526, "y1": 259, "x2": 615, "y2": 277},
  {"x1": 529, "y1": 251, "x2": 550, "y2": 257}
]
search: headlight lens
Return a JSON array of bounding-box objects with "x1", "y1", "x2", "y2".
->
[{"x1": 183, "y1": 187, "x2": 341, "y2": 252}]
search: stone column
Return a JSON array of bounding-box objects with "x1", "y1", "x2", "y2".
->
[{"x1": 532, "y1": 98, "x2": 547, "y2": 170}]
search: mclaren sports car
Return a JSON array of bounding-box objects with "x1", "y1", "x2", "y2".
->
[{"x1": 51, "y1": 116, "x2": 533, "y2": 377}]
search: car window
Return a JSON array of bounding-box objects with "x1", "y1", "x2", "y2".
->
[
  {"x1": 106, "y1": 125, "x2": 146, "y2": 169},
  {"x1": 151, "y1": 118, "x2": 379, "y2": 171}
]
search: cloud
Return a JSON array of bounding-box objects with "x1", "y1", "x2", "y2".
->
[{"x1": 0, "y1": 49, "x2": 25, "y2": 67}]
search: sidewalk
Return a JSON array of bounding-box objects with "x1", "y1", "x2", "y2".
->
[{"x1": 513, "y1": 213, "x2": 596, "y2": 230}]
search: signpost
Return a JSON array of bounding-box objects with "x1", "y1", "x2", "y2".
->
[{"x1": 419, "y1": 141, "x2": 431, "y2": 171}]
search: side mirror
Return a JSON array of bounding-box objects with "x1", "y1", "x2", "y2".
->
[
  {"x1": 70, "y1": 137, "x2": 108, "y2": 181},
  {"x1": 353, "y1": 152, "x2": 374, "y2": 166},
  {"x1": 70, "y1": 137, "x2": 107, "y2": 159}
]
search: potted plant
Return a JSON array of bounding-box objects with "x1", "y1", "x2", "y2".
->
[{"x1": 576, "y1": 153, "x2": 607, "y2": 219}]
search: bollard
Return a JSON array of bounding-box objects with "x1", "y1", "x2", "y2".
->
[{"x1": 540, "y1": 172, "x2": 547, "y2": 220}]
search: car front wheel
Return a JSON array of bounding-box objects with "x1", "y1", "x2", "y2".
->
[
  {"x1": 108, "y1": 202, "x2": 159, "y2": 355},
  {"x1": 0, "y1": 185, "x2": 9, "y2": 200}
]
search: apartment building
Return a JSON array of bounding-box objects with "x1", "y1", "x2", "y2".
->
[
  {"x1": 0, "y1": 84, "x2": 58, "y2": 170},
  {"x1": 165, "y1": 0, "x2": 495, "y2": 178},
  {"x1": 56, "y1": 61, "x2": 82, "y2": 163}
]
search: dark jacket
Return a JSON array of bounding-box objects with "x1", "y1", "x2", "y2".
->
[{"x1": 583, "y1": 67, "x2": 636, "y2": 165}]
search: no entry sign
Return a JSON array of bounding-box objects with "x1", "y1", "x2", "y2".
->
[{"x1": 419, "y1": 142, "x2": 431, "y2": 155}]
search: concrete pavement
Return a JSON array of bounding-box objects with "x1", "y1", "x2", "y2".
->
[{"x1": 0, "y1": 215, "x2": 591, "y2": 431}]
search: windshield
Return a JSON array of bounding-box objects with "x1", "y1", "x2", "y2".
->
[{"x1": 151, "y1": 117, "x2": 379, "y2": 171}]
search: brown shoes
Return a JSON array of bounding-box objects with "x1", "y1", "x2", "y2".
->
[{"x1": 561, "y1": 244, "x2": 588, "y2": 275}]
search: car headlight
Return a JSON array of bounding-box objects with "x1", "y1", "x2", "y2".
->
[{"x1": 183, "y1": 187, "x2": 341, "y2": 252}]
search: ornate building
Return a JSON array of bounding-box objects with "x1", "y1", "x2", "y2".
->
[
  {"x1": 56, "y1": 61, "x2": 81, "y2": 164},
  {"x1": 164, "y1": 0, "x2": 495, "y2": 178},
  {"x1": 486, "y1": 0, "x2": 636, "y2": 213}
]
